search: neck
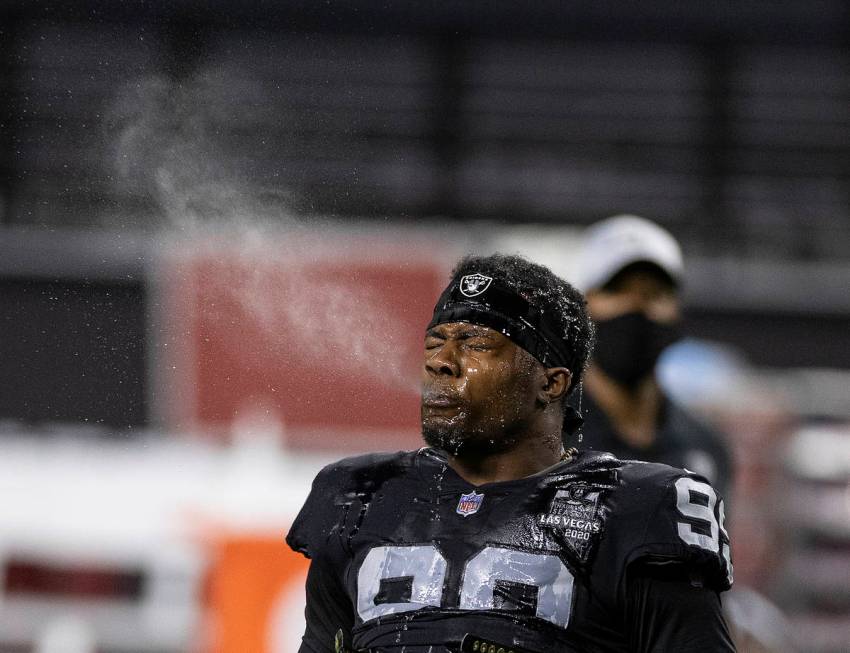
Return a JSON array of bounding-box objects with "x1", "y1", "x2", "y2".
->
[
  {"x1": 585, "y1": 366, "x2": 662, "y2": 449},
  {"x1": 445, "y1": 428, "x2": 565, "y2": 486}
]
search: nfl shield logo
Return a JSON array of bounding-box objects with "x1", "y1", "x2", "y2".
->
[
  {"x1": 456, "y1": 490, "x2": 484, "y2": 516},
  {"x1": 459, "y1": 273, "x2": 493, "y2": 297}
]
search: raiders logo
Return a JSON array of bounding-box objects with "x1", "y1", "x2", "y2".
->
[{"x1": 459, "y1": 273, "x2": 493, "y2": 297}]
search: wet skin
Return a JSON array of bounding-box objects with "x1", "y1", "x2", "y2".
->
[{"x1": 421, "y1": 321, "x2": 571, "y2": 484}]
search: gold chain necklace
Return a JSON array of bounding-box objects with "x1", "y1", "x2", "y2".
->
[{"x1": 561, "y1": 446, "x2": 579, "y2": 461}]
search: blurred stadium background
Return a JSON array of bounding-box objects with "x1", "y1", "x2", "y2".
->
[{"x1": 1, "y1": 2, "x2": 849, "y2": 652}]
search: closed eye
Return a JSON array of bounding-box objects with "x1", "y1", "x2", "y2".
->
[
  {"x1": 424, "y1": 336, "x2": 444, "y2": 350},
  {"x1": 425, "y1": 326, "x2": 500, "y2": 351},
  {"x1": 464, "y1": 339, "x2": 494, "y2": 351}
]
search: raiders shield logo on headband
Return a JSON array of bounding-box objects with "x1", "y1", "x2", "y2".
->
[{"x1": 459, "y1": 273, "x2": 493, "y2": 297}]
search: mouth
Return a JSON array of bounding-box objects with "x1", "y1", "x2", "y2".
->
[{"x1": 421, "y1": 390, "x2": 462, "y2": 409}]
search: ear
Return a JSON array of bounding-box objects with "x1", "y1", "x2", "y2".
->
[{"x1": 539, "y1": 367, "x2": 572, "y2": 405}]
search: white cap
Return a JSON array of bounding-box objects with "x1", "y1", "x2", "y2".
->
[{"x1": 575, "y1": 214, "x2": 684, "y2": 291}]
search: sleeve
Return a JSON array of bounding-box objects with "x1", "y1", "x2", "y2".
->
[
  {"x1": 286, "y1": 464, "x2": 357, "y2": 652},
  {"x1": 297, "y1": 554, "x2": 356, "y2": 653},
  {"x1": 625, "y1": 469, "x2": 734, "y2": 593},
  {"x1": 625, "y1": 561, "x2": 736, "y2": 653}
]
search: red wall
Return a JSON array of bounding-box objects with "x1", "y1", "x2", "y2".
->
[{"x1": 161, "y1": 232, "x2": 452, "y2": 451}]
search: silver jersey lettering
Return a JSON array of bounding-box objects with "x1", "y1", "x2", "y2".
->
[
  {"x1": 356, "y1": 545, "x2": 447, "y2": 621},
  {"x1": 459, "y1": 547, "x2": 574, "y2": 628}
]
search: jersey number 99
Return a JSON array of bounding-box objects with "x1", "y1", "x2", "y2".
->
[{"x1": 675, "y1": 476, "x2": 733, "y2": 583}]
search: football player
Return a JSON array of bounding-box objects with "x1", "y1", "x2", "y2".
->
[{"x1": 287, "y1": 253, "x2": 735, "y2": 652}]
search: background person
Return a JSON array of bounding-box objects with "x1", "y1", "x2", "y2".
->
[
  {"x1": 572, "y1": 214, "x2": 733, "y2": 498},
  {"x1": 572, "y1": 216, "x2": 797, "y2": 652}
]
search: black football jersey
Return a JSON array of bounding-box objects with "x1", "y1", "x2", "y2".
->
[{"x1": 287, "y1": 448, "x2": 733, "y2": 653}]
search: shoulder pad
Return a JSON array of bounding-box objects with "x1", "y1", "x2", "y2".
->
[
  {"x1": 615, "y1": 462, "x2": 733, "y2": 591},
  {"x1": 544, "y1": 449, "x2": 621, "y2": 484},
  {"x1": 571, "y1": 449, "x2": 621, "y2": 470},
  {"x1": 286, "y1": 450, "x2": 413, "y2": 558}
]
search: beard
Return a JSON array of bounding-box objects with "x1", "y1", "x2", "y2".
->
[
  {"x1": 421, "y1": 411, "x2": 518, "y2": 457},
  {"x1": 421, "y1": 418, "x2": 467, "y2": 454}
]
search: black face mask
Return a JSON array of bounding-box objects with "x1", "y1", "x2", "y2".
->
[{"x1": 592, "y1": 312, "x2": 681, "y2": 389}]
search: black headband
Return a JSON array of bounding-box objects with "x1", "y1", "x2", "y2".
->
[
  {"x1": 427, "y1": 273, "x2": 574, "y2": 370},
  {"x1": 427, "y1": 272, "x2": 584, "y2": 436}
]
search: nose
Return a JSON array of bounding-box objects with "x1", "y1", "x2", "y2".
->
[
  {"x1": 425, "y1": 342, "x2": 461, "y2": 377},
  {"x1": 636, "y1": 292, "x2": 679, "y2": 324}
]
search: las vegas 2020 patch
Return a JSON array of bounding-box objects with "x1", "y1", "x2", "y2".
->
[{"x1": 538, "y1": 484, "x2": 604, "y2": 563}]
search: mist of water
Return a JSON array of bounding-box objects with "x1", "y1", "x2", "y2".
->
[{"x1": 106, "y1": 66, "x2": 425, "y2": 396}]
